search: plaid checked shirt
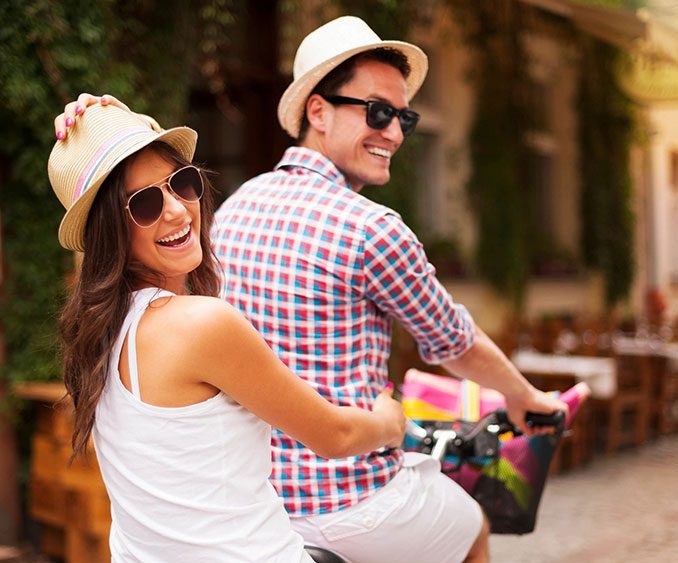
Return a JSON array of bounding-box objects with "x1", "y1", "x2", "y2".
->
[{"x1": 211, "y1": 147, "x2": 476, "y2": 516}]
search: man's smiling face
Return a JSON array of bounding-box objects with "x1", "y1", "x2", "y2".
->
[{"x1": 321, "y1": 59, "x2": 409, "y2": 192}]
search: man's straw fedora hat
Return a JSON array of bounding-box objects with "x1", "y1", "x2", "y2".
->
[
  {"x1": 48, "y1": 103, "x2": 197, "y2": 252},
  {"x1": 278, "y1": 15, "x2": 428, "y2": 139}
]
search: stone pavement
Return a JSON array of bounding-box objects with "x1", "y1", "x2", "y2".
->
[{"x1": 489, "y1": 434, "x2": 678, "y2": 562}]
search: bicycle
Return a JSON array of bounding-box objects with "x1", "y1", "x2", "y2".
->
[{"x1": 305, "y1": 408, "x2": 566, "y2": 562}]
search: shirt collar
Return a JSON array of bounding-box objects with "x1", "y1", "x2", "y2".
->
[{"x1": 275, "y1": 147, "x2": 352, "y2": 191}]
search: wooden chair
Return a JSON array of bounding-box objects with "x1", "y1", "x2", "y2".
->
[
  {"x1": 649, "y1": 354, "x2": 678, "y2": 435},
  {"x1": 521, "y1": 371, "x2": 593, "y2": 473},
  {"x1": 15, "y1": 383, "x2": 111, "y2": 563},
  {"x1": 594, "y1": 353, "x2": 653, "y2": 454}
]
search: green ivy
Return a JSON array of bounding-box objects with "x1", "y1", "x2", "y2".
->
[
  {"x1": 333, "y1": 0, "x2": 415, "y2": 38},
  {"x1": 448, "y1": 0, "x2": 636, "y2": 308},
  {"x1": 448, "y1": 0, "x2": 531, "y2": 307},
  {"x1": 0, "y1": 0, "x2": 239, "y2": 386},
  {"x1": 577, "y1": 37, "x2": 635, "y2": 307},
  {"x1": 0, "y1": 0, "x2": 136, "y2": 384}
]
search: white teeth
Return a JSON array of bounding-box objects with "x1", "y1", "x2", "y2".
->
[
  {"x1": 368, "y1": 147, "x2": 392, "y2": 158},
  {"x1": 157, "y1": 224, "x2": 190, "y2": 243}
]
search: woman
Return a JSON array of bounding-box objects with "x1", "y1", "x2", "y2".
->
[{"x1": 49, "y1": 98, "x2": 404, "y2": 562}]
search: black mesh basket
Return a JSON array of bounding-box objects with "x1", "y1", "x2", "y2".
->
[{"x1": 405, "y1": 419, "x2": 564, "y2": 534}]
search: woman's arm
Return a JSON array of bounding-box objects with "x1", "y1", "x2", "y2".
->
[{"x1": 177, "y1": 297, "x2": 405, "y2": 459}]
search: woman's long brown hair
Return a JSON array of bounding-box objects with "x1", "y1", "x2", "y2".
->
[{"x1": 59, "y1": 141, "x2": 220, "y2": 460}]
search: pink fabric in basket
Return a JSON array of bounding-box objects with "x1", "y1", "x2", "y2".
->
[{"x1": 402, "y1": 369, "x2": 505, "y2": 421}]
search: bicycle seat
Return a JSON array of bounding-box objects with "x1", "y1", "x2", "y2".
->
[{"x1": 305, "y1": 545, "x2": 346, "y2": 563}]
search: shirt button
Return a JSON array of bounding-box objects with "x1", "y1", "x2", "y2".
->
[{"x1": 362, "y1": 514, "x2": 375, "y2": 528}]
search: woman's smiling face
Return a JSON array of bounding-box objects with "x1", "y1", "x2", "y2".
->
[{"x1": 124, "y1": 147, "x2": 202, "y2": 294}]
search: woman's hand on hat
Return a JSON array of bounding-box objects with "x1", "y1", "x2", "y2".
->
[{"x1": 54, "y1": 93, "x2": 131, "y2": 141}]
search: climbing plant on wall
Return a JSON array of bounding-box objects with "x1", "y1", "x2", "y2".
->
[
  {"x1": 0, "y1": 0, "x2": 238, "y2": 385},
  {"x1": 446, "y1": 0, "x2": 531, "y2": 307},
  {"x1": 577, "y1": 36, "x2": 635, "y2": 307},
  {"x1": 448, "y1": 0, "x2": 637, "y2": 308}
]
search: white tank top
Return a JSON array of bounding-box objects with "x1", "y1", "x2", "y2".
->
[{"x1": 92, "y1": 287, "x2": 312, "y2": 562}]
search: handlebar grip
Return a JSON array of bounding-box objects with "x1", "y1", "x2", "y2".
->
[
  {"x1": 494, "y1": 408, "x2": 565, "y2": 429},
  {"x1": 525, "y1": 410, "x2": 565, "y2": 428}
]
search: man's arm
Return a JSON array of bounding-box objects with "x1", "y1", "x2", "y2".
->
[
  {"x1": 441, "y1": 327, "x2": 566, "y2": 434},
  {"x1": 363, "y1": 212, "x2": 566, "y2": 433}
]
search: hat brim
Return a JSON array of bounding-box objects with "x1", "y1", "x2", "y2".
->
[
  {"x1": 58, "y1": 126, "x2": 197, "y2": 252},
  {"x1": 277, "y1": 40, "x2": 428, "y2": 139}
]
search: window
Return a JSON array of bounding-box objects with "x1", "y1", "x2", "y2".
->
[{"x1": 522, "y1": 42, "x2": 577, "y2": 277}]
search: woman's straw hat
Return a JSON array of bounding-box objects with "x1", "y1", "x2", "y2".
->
[
  {"x1": 48, "y1": 103, "x2": 197, "y2": 252},
  {"x1": 277, "y1": 16, "x2": 428, "y2": 139}
]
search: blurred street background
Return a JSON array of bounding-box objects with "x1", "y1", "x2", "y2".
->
[{"x1": 490, "y1": 433, "x2": 678, "y2": 562}]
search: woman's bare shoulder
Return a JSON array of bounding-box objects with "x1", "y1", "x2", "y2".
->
[
  {"x1": 149, "y1": 295, "x2": 243, "y2": 330},
  {"x1": 136, "y1": 295, "x2": 252, "y2": 377},
  {"x1": 144, "y1": 295, "x2": 256, "y2": 353}
]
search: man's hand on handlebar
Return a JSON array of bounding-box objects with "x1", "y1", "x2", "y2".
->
[{"x1": 505, "y1": 388, "x2": 568, "y2": 436}]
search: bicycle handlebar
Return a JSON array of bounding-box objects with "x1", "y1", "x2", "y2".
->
[
  {"x1": 494, "y1": 408, "x2": 566, "y2": 429},
  {"x1": 405, "y1": 408, "x2": 565, "y2": 463}
]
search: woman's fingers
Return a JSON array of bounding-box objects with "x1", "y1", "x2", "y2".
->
[
  {"x1": 55, "y1": 93, "x2": 131, "y2": 141},
  {"x1": 75, "y1": 93, "x2": 102, "y2": 116},
  {"x1": 63, "y1": 101, "x2": 79, "y2": 127},
  {"x1": 54, "y1": 113, "x2": 66, "y2": 141},
  {"x1": 99, "y1": 94, "x2": 130, "y2": 112}
]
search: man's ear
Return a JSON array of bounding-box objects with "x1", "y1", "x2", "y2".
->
[{"x1": 306, "y1": 94, "x2": 328, "y2": 134}]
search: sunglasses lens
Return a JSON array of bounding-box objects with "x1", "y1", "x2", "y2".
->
[
  {"x1": 399, "y1": 110, "x2": 420, "y2": 137},
  {"x1": 366, "y1": 103, "x2": 419, "y2": 136},
  {"x1": 366, "y1": 102, "x2": 395, "y2": 130},
  {"x1": 129, "y1": 186, "x2": 164, "y2": 227},
  {"x1": 170, "y1": 166, "x2": 203, "y2": 202}
]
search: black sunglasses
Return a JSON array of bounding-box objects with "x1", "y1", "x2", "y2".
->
[
  {"x1": 321, "y1": 95, "x2": 420, "y2": 137},
  {"x1": 125, "y1": 165, "x2": 204, "y2": 228}
]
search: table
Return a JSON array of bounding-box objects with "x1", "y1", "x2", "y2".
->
[
  {"x1": 613, "y1": 336, "x2": 678, "y2": 368},
  {"x1": 511, "y1": 350, "x2": 616, "y2": 399},
  {"x1": 510, "y1": 350, "x2": 609, "y2": 469},
  {"x1": 613, "y1": 337, "x2": 678, "y2": 434},
  {"x1": 512, "y1": 349, "x2": 653, "y2": 453}
]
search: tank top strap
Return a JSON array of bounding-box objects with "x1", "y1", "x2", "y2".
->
[{"x1": 126, "y1": 288, "x2": 175, "y2": 400}]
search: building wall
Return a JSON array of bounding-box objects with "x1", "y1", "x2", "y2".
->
[
  {"x1": 646, "y1": 105, "x2": 678, "y2": 320},
  {"x1": 412, "y1": 7, "x2": 605, "y2": 332},
  {"x1": 446, "y1": 275, "x2": 605, "y2": 336},
  {"x1": 410, "y1": 9, "x2": 477, "y2": 252}
]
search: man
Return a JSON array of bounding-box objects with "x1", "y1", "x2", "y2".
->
[{"x1": 210, "y1": 16, "x2": 565, "y2": 562}]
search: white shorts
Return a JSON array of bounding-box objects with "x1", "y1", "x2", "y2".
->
[{"x1": 291, "y1": 452, "x2": 483, "y2": 563}]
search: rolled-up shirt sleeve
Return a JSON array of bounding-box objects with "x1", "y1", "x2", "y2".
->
[{"x1": 363, "y1": 211, "x2": 476, "y2": 363}]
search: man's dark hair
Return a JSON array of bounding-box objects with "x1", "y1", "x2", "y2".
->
[{"x1": 297, "y1": 47, "x2": 411, "y2": 141}]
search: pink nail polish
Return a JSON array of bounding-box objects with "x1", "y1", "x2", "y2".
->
[
  {"x1": 385, "y1": 382, "x2": 394, "y2": 390},
  {"x1": 56, "y1": 131, "x2": 64, "y2": 141},
  {"x1": 75, "y1": 105, "x2": 83, "y2": 115},
  {"x1": 101, "y1": 96, "x2": 108, "y2": 105},
  {"x1": 65, "y1": 117, "x2": 74, "y2": 127}
]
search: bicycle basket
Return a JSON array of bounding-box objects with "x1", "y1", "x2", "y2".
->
[
  {"x1": 455, "y1": 428, "x2": 561, "y2": 534},
  {"x1": 404, "y1": 420, "x2": 563, "y2": 534},
  {"x1": 401, "y1": 370, "x2": 588, "y2": 534}
]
